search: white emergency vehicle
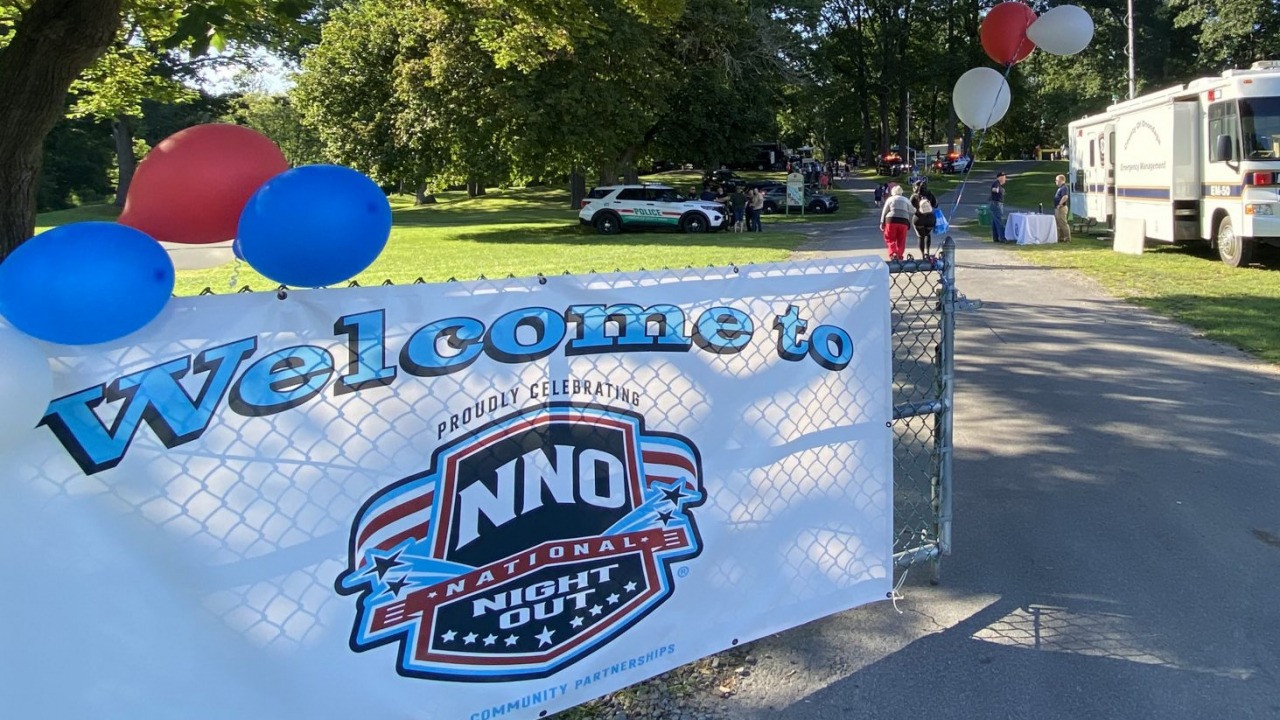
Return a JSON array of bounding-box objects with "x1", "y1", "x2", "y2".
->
[{"x1": 1069, "y1": 61, "x2": 1280, "y2": 266}]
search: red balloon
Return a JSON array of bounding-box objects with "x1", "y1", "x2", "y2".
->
[
  {"x1": 119, "y1": 124, "x2": 288, "y2": 245},
  {"x1": 981, "y1": 2, "x2": 1038, "y2": 66}
]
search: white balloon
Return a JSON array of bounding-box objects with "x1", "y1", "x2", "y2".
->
[
  {"x1": 1027, "y1": 5, "x2": 1095, "y2": 56},
  {"x1": 158, "y1": 239, "x2": 235, "y2": 270},
  {"x1": 953, "y1": 67, "x2": 1012, "y2": 130},
  {"x1": 0, "y1": 326, "x2": 54, "y2": 456}
]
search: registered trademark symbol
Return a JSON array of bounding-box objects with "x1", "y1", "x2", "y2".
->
[{"x1": 678, "y1": 567, "x2": 690, "y2": 578}]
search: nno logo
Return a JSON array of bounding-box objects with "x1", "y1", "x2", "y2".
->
[{"x1": 336, "y1": 403, "x2": 705, "y2": 681}]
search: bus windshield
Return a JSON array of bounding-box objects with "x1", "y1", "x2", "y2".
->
[{"x1": 1239, "y1": 97, "x2": 1280, "y2": 158}]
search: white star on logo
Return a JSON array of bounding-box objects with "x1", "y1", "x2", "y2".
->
[
  {"x1": 482, "y1": 634, "x2": 498, "y2": 646},
  {"x1": 535, "y1": 627, "x2": 555, "y2": 647},
  {"x1": 463, "y1": 632, "x2": 478, "y2": 645},
  {"x1": 624, "y1": 581, "x2": 637, "y2": 593},
  {"x1": 570, "y1": 616, "x2": 585, "y2": 628},
  {"x1": 504, "y1": 634, "x2": 519, "y2": 647},
  {"x1": 440, "y1": 630, "x2": 457, "y2": 643},
  {"x1": 606, "y1": 593, "x2": 620, "y2": 605},
  {"x1": 589, "y1": 604, "x2": 603, "y2": 616}
]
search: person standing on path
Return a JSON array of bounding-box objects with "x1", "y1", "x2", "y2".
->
[
  {"x1": 1054, "y1": 174, "x2": 1072, "y2": 243},
  {"x1": 880, "y1": 185, "x2": 913, "y2": 262},
  {"x1": 911, "y1": 179, "x2": 938, "y2": 258},
  {"x1": 990, "y1": 172, "x2": 1008, "y2": 243}
]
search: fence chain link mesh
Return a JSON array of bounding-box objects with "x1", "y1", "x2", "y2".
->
[
  {"x1": 187, "y1": 246, "x2": 955, "y2": 585},
  {"x1": 14, "y1": 253, "x2": 952, "y2": 673}
]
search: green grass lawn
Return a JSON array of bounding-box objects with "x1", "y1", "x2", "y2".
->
[
  {"x1": 35, "y1": 180, "x2": 863, "y2": 297},
  {"x1": 1001, "y1": 160, "x2": 1068, "y2": 210},
  {"x1": 1012, "y1": 230, "x2": 1280, "y2": 363}
]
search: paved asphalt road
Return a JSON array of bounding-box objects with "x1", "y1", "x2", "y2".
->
[{"x1": 719, "y1": 171, "x2": 1280, "y2": 719}]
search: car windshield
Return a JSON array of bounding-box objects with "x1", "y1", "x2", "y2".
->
[{"x1": 1239, "y1": 97, "x2": 1280, "y2": 159}]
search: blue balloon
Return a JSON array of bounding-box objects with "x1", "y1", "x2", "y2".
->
[
  {"x1": 238, "y1": 165, "x2": 392, "y2": 287},
  {"x1": 0, "y1": 222, "x2": 175, "y2": 346}
]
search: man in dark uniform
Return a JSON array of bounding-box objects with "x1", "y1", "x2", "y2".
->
[{"x1": 990, "y1": 172, "x2": 1008, "y2": 243}]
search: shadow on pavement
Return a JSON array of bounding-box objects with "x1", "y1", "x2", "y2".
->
[{"x1": 725, "y1": 258, "x2": 1280, "y2": 719}]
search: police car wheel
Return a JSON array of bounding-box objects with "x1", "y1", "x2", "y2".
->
[
  {"x1": 1216, "y1": 216, "x2": 1253, "y2": 267},
  {"x1": 808, "y1": 202, "x2": 826, "y2": 214},
  {"x1": 763, "y1": 202, "x2": 777, "y2": 215},
  {"x1": 595, "y1": 212, "x2": 622, "y2": 235},
  {"x1": 681, "y1": 213, "x2": 708, "y2": 233}
]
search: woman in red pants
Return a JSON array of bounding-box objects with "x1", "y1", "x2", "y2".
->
[{"x1": 879, "y1": 184, "x2": 913, "y2": 262}]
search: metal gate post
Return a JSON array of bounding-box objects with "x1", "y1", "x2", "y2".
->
[{"x1": 932, "y1": 236, "x2": 956, "y2": 583}]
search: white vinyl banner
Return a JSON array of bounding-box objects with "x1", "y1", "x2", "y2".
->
[{"x1": 0, "y1": 258, "x2": 892, "y2": 720}]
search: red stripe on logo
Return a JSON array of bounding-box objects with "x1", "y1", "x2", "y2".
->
[
  {"x1": 643, "y1": 450, "x2": 697, "y2": 476},
  {"x1": 376, "y1": 522, "x2": 431, "y2": 553},
  {"x1": 358, "y1": 491, "x2": 434, "y2": 548}
]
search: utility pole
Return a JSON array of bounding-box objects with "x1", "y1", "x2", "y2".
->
[{"x1": 1127, "y1": 0, "x2": 1136, "y2": 99}]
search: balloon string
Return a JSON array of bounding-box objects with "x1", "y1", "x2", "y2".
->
[
  {"x1": 229, "y1": 259, "x2": 241, "y2": 290},
  {"x1": 945, "y1": 31, "x2": 1029, "y2": 225}
]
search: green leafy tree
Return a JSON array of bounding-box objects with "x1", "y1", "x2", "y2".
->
[
  {"x1": 226, "y1": 92, "x2": 325, "y2": 165},
  {"x1": 0, "y1": 0, "x2": 320, "y2": 255}
]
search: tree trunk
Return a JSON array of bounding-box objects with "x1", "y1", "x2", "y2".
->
[
  {"x1": 897, "y1": 85, "x2": 909, "y2": 158},
  {"x1": 415, "y1": 182, "x2": 436, "y2": 205},
  {"x1": 466, "y1": 179, "x2": 486, "y2": 197},
  {"x1": 860, "y1": 104, "x2": 875, "y2": 163},
  {"x1": 877, "y1": 89, "x2": 891, "y2": 155},
  {"x1": 112, "y1": 113, "x2": 136, "y2": 208},
  {"x1": 0, "y1": 0, "x2": 124, "y2": 257},
  {"x1": 569, "y1": 170, "x2": 585, "y2": 210},
  {"x1": 947, "y1": 104, "x2": 958, "y2": 152}
]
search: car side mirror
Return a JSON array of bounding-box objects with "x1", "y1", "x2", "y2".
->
[{"x1": 1216, "y1": 134, "x2": 1235, "y2": 163}]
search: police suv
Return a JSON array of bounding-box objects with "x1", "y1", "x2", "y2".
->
[{"x1": 579, "y1": 185, "x2": 726, "y2": 235}]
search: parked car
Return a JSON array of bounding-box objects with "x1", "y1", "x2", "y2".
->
[
  {"x1": 578, "y1": 185, "x2": 727, "y2": 234},
  {"x1": 760, "y1": 186, "x2": 840, "y2": 214},
  {"x1": 744, "y1": 179, "x2": 786, "y2": 192},
  {"x1": 932, "y1": 153, "x2": 972, "y2": 174}
]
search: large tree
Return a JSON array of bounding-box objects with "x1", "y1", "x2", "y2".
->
[
  {"x1": 0, "y1": 0, "x2": 321, "y2": 257},
  {"x1": 0, "y1": 0, "x2": 124, "y2": 257}
]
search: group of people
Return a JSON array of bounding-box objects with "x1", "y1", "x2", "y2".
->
[
  {"x1": 879, "y1": 178, "x2": 940, "y2": 262},
  {"x1": 988, "y1": 171, "x2": 1072, "y2": 244},
  {"x1": 688, "y1": 184, "x2": 766, "y2": 232},
  {"x1": 877, "y1": 167, "x2": 1075, "y2": 258}
]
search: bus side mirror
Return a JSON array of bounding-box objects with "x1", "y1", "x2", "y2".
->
[{"x1": 1216, "y1": 134, "x2": 1235, "y2": 162}]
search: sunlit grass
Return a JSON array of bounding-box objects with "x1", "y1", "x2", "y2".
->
[
  {"x1": 34, "y1": 181, "x2": 863, "y2": 297},
  {"x1": 1014, "y1": 231, "x2": 1280, "y2": 363}
]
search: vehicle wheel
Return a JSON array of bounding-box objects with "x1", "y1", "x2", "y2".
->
[
  {"x1": 681, "y1": 213, "x2": 708, "y2": 234},
  {"x1": 763, "y1": 202, "x2": 777, "y2": 215},
  {"x1": 1216, "y1": 215, "x2": 1254, "y2": 267},
  {"x1": 757, "y1": 163, "x2": 766, "y2": 170},
  {"x1": 595, "y1": 212, "x2": 622, "y2": 235},
  {"x1": 808, "y1": 202, "x2": 827, "y2": 214}
]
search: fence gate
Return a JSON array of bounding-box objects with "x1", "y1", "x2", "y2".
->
[{"x1": 888, "y1": 237, "x2": 956, "y2": 582}]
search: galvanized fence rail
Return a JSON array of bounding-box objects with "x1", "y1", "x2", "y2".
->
[
  {"x1": 189, "y1": 240, "x2": 956, "y2": 583},
  {"x1": 887, "y1": 238, "x2": 955, "y2": 583}
]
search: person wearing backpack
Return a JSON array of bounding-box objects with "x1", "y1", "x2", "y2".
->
[{"x1": 911, "y1": 179, "x2": 939, "y2": 258}]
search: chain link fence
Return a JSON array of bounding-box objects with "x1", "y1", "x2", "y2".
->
[
  {"x1": 887, "y1": 239, "x2": 955, "y2": 582},
  {"x1": 7, "y1": 249, "x2": 954, "y2": 718},
  {"x1": 187, "y1": 242, "x2": 956, "y2": 582}
]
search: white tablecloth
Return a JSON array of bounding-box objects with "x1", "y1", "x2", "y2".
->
[{"x1": 1005, "y1": 213, "x2": 1058, "y2": 244}]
